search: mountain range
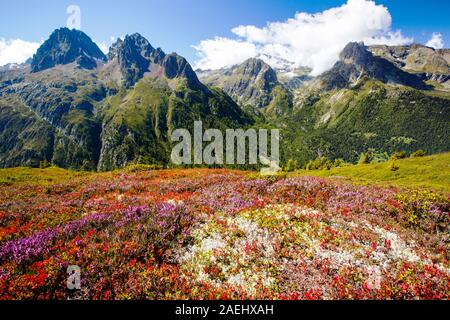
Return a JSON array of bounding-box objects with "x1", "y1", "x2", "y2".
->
[{"x1": 0, "y1": 28, "x2": 449, "y2": 170}]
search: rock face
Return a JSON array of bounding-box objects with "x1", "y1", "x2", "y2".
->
[
  {"x1": 108, "y1": 34, "x2": 156, "y2": 87},
  {"x1": 108, "y1": 33, "x2": 202, "y2": 89},
  {"x1": 198, "y1": 58, "x2": 292, "y2": 115},
  {"x1": 368, "y1": 44, "x2": 450, "y2": 75},
  {"x1": 368, "y1": 44, "x2": 450, "y2": 88},
  {"x1": 162, "y1": 53, "x2": 203, "y2": 89},
  {"x1": 31, "y1": 28, "x2": 106, "y2": 72},
  {"x1": 318, "y1": 42, "x2": 429, "y2": 90}
]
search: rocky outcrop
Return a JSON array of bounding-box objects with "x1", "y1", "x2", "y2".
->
[
  {"x1": 318, "y1": 42, "x2": 429, "y2": 90},
  {"x1": 368, "y1": 44, "x2": 450, "y2": 75},
  {"x1": 198, "y1": 58, "x2": 292, "y2": 113},
  {"x1": 108, "y1": 33, "x2": 202, "y2": 89},
  {"x1": 31, "y1": 28, "x2": 106, "y2": 72},
  {"x1": 162, "y1": 53, "x2": 203, "y2": 89},
  {"x1": 108, "y1": 34, "x2": 155, "y2": 87}
]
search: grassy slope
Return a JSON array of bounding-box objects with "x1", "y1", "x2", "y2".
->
[
  {"x1": 295, "y1": 152, "x2": 450, "y2": 193},
  {"x1": 0, "y1": 153, "x2": 448, "y2": 192},
  {"x1": 0, "y1": 167, "x2": 90, "y2": 186}
]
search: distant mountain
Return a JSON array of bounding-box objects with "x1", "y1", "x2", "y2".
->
[
  {"x1": 31, "y1": 28, "x2": 106, "y2": 72},
  {"x1": 280, "y1": 43, "x2": 450, "y2": 164},
  {"x1": 198, "y1": 58, "x2": 293, "y2": 117},
  {"x1": 368, "y1": 44, "x2": 450, "y2": 86},
  {"x1": 368, "y1": 44, "x2": 450, "y2": 74},
  {"x1": 0, "y1": 29, "x2": 252, "y2": 170},
  {"x1": 317, "y1": 42, "x2": 429, "y2": 91},
  {"x1": 275, "y1": 67, "x2": 313, "y2": 90},
  {"x1": 0, "y1": 63, "x2": 29, "y2": 72}
]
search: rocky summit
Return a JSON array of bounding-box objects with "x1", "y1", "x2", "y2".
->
[
  {"x1": 318, "y1": 42, "x2": 429, "y2": 90},
  {"x1": 368, "y1": 44, "x2": 450, "y2": 75},
  {"x1": 31, "y1": 28, "x2": 107, "y2": 72},
  {"x1": 198, "y1": 58, "x2": 293, "y2": 117},
  {"x1": 107, "y1": 33, "x2": 202, "y2": 89}
]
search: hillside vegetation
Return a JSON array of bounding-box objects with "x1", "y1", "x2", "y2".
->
[
  {"x1": 0, "y1": 166, "x2": 448, "y2": 299},
  {"x1": 295, "y1": 152, "x2": 450, "y2": 193}
]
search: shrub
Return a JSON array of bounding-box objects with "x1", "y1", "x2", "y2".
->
[
  {"x1": 389, "y1": 161, "x2": 400, "y2": 172},
  {"x1": 395, "y1": 190, "x2": 449, "y2": 226},
  {"x1": 284, "y1": 159, "x2": 299, "y2": 172},
  {"x1": 81, "y1": 160, "x2": 95, "y2": 171},
  {"x1": 411, "y1": 150, "x2": 426, "y2": 158},
  {"x1": 305, "y1": 157, "x2": 349, "y2": 171},
  {"x1": 358, "y1": 153, "x2": 370, "y2": 165},
  {"x1": 39, "y1": 160, "x2": 51, "y2": 169},
  {"x1": 306, "y1": 157, "x2": 332, "y2": 170},
  {"x1": 390, "y1": 151, "x2": 407, "y2": 161},
  {"x1": 333, "y1": 158, "x2": 347, "y2": 168},
  {"x1": 125, "y1": 164, "x2": 163, "y2": 173},
  {"x1": 357, "y1": 149, "x2": 390, "y2": 165},
  {"x1": 370, "y1": 151, "x2": 390, "y2": 164}
]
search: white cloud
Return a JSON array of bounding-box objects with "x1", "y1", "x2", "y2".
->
[
  {"x1": 95, "y1": 36, "x2": 119, "y2": 55},
  {"x1": 0, "y1": 38, "x2": 40, "y2": 67},
  {"x1": 194, "y1": 0, "x2": 413, "y2": 75},
  {"x1": 94, "y1": 36, "x2": 126, "y2": 55},
  {"x1": 96, "y1": 41, "x2": 109, "y2": 54},
  {"x1": 193, "y1": 37, "x2": 257, "y2": 70},
  {"x1": 426, "y1": 32, "x2": 444, "y2": 49}
]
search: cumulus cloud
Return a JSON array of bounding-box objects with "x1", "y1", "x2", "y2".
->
[
  {"x1": 0, "y1": 38, "x2": 40, "y2": 66},
  {"x1": 194, "y1": 0, "x2": 413, "y2": 75},
  {"x1": 426, "y1": 32, "x2": 444, "y2": 49},
  {"x1": 193, "y1": 37, "x2": 257, "y2": 70}
]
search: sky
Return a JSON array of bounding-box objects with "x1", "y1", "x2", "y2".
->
[{"x1": 0, "y1": 0, "x2": 449, "y2": 72}]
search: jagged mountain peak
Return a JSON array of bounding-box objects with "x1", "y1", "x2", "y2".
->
[
  {"x1": 368, "y1": 43, "x2": 450, "y2": 75},
  {"x1": 318, "y1": 41, "x2": 429, "y2": 90},
  {"x1": 107, "y1": 33, "x2": 201, "y2": 89},
  {"x1": 238, "y1": 58, "x2": 274, "y2": 75},
  {"x1": 162, "y1": 53, "x2": 198, "y2": 81},
  {"x1": 107, "y1": 38, "x2": 124, "y2": 60},
  {"x1": 339, "y1": 42, "x2": 373, "y2": 65},
  {"x1": 229, "y1": 58, "x2": 276, "y2": 81},
  {"x1": 108, "y1": 33, "x2": 155, "y2": 60},
  {"x1": 198, "y1": 57, "x2": 291, "y2": 114},
  {"x1": 31, "y1": 27, "x2": 106, "y2": 73}
]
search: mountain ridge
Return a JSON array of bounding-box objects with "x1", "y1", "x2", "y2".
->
[
  {"x1": 0, "y1": 28, "x2": 449, "y2": 170},
  {"x1": 0, "y1": 29, "x2": 253, "y2": 170}
]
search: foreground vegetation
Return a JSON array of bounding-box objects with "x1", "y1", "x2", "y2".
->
[{"x1": 0, "y1": 160, "x2": 448, "y2": 299}]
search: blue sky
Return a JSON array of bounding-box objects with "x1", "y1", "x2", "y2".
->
[{"x1": 0, "y1": 0, "x2": 449, "y2": 69}]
